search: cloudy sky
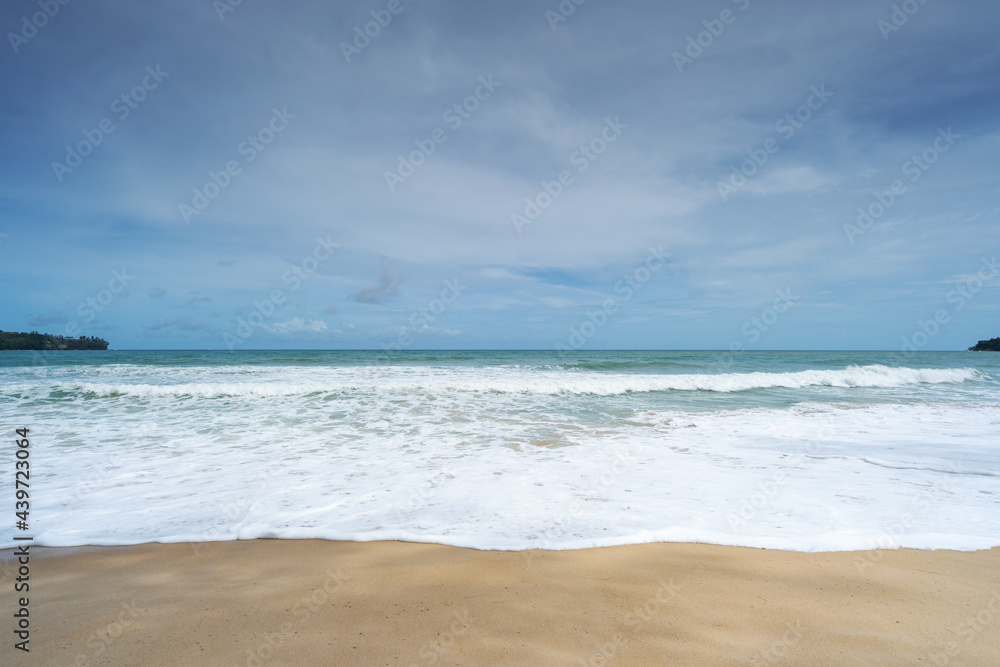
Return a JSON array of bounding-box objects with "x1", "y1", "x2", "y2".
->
[{"x1": 1, "y1": 0, "x2": 998, "y2": 350}]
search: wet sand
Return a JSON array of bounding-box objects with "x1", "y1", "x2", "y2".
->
[{"x1": 5, "y1": 540, "x2": 999, "y2": 666}]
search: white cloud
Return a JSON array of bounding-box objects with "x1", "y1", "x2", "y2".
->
[
  {"x1": 742, "y1": 165, "x2": 830, "y2": 197},
  {"x1": 265, "y1": 318, "x2": 328, "y2": 334}
]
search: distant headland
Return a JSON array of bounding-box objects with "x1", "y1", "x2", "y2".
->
[
  {"x1": 0, "y1": 330, "x2": 109, "y2": 350},
  {"x1": 968, "y1": 338, "x2": 1000, "y2": 351}
]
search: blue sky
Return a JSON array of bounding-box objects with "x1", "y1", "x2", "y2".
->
[{"x1": 1, "y1": 0, "x2": 998, "y2": 350}]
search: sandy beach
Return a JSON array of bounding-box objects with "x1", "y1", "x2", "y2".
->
[{"x1": 4, "y1": 540, "x2": 997, "y2": 666}]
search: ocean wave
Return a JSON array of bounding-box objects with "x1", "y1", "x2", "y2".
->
[{"x1": 3, "y1": 365, "x2": 982, "y2": 398}]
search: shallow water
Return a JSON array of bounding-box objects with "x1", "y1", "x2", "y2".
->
[{"x1": 2, "y1": 350, "x2": 998, "y2": 552}]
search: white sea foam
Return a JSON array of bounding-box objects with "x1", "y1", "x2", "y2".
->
[
  {"x1": 3, "y1": 364, "x2": 982, "y2": 398},
  {"x1": 2, "y1": 361, "x2": 998, "y2": 553}
]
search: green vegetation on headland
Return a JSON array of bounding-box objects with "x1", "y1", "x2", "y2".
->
[
  {"x1": 969, "y1": 338, "x2": 1000, "y2": 351},
  {"x1": 0, "y1": 330, "x2": 109, "y2": 350}
]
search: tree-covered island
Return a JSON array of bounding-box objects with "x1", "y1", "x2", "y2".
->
[
  {"x1": 968, "y1": 338, "x2": 1000, "y2": 351},
  {"x1": 0, "y1": 330, "x2": 109, "y2": 350}
]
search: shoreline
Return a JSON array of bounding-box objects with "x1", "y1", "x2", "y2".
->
[{"x1": 5, "y1": 540, "x2": 999, "y2": 665}]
